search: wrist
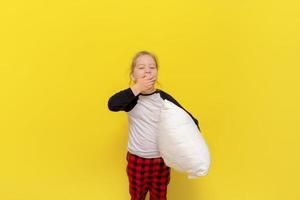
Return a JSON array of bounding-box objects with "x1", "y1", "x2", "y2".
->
[{"x1": 130, "y1": 85, "x2": 141, "y2": 96}]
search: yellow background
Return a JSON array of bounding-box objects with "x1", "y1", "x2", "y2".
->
[{"x1": 1, "y1": 0, "x2": 300, "y2": 199}]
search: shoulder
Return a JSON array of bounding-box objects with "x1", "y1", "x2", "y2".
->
[
  {"x1": 157, "y1": 89, "x2": 175, "y2": 100},
  {"x1": 157, "y1": 89, "x2": 183, "y2": 108}
]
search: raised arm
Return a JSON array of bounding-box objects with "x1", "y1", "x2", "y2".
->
[{"x1": 107, "y1": 87, "x2": 139, "y2": 112}]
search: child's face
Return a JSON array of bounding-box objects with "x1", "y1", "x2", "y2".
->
[{"x1": 132, "y1": 55, "x2": 158, "y2": 81}]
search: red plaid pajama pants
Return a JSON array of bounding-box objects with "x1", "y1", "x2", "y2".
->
[{"x1": 126, "y1": 151, "x2": 171, "y2": 200}]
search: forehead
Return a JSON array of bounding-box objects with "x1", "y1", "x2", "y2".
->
[{"x1": 135, "y1": 55, "x2": 156, "y2": 65}]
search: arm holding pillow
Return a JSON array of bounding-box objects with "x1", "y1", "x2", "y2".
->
[{"x1": 159, "y1": 90, "x2": 201, "y2": 132}]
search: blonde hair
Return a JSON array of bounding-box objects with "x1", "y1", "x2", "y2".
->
[{"x1": 128, "y1": 50, "x2": 161, "y2": 86}]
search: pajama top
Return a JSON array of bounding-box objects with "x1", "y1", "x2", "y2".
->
[{"x1": 107, "y1": 88, "x2": 200, "y2": 158}]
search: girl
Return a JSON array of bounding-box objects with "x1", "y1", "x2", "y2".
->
[{"x1": 107, "y1": 51, "x2": 200, "y2": 200}]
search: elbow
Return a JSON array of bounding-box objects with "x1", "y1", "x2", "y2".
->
[
  {"x1": 107, "y1": 98, "x2": 120, "y2": 112},
  {"x1": 108, "y1": 102, "x2": 116, "y2": 112},
  {"x1": 195, "y1": 118, "x2": 199, "y2": 126},
  {"x1": 198, "y1": 125, "x2": 202, "y2": 132},
  {"x1": 108, "y1": 104, "x2": 116, "y2": 111}
]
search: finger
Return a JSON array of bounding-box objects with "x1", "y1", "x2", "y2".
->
[
  {"x1": 146, "y1": 76, "x2": 156, "y2": 81},
  {"x1": 142, "y1": 76, "x2": 150, "y2": 80},
  {"x1": 145, "y1": 80, "x2": 155, "y2": 85},
  {"x1": 150, "y1": 78, "x2": 156, "y2": 83},
  {"x1": 146, "y1": 74, "x2": 153, "y2": 79},
  {"x1": 146, "y1": 82, "x2": 154, "y2": 86}
]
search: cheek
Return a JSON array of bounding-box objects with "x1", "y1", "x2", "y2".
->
[
  {"x1": 152, "y1": 70, "x2": 158, "y2": 77},
  {"x1": 133, "y1": 70, "x2": 144, "y2": 78}
]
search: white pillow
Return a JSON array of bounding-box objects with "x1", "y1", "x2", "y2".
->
[{"x1": 157, "y1": 99, "x2": 211, "y2": 179}]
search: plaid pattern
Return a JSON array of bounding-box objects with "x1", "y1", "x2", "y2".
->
[{"x1": 126, "y1": 151, "x2": 171, "y2": 200}]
